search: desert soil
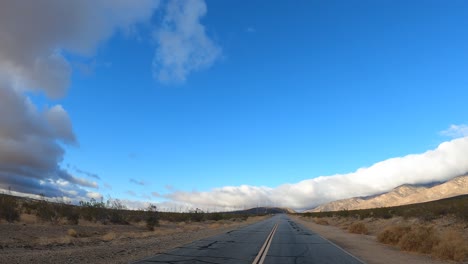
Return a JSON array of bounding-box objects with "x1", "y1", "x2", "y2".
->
[
  {"x1": 0, "y1": 215, "x2": 267, "y2": 264},
  {"x1": 292, "y1": 215, "x2": 464, "y2": 264}
]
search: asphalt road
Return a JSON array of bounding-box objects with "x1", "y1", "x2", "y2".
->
[{"x1": 134, "y1": 214, "x2": 364, "y2": 264}]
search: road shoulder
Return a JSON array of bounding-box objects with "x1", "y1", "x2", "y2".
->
[{"x1": 290, "y1": 215, "x2": 449, "y2": 264}]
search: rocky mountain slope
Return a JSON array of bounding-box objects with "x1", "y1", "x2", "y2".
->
[{"x1": 308, "y1": 174, "x2": 468, "y2": 212}]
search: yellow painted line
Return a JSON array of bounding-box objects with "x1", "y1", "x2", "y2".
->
[{"x1": 252, "y1": 222, "x2": 279, "y2": 264}]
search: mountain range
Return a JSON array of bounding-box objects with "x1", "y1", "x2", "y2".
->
[{"x1": 307, "y1": 174, "x2": 468, "y2": 212}]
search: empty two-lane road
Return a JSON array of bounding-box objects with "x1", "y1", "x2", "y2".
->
[{"x1": 134, "y1": 214, "x2": 364, "y2": 264}]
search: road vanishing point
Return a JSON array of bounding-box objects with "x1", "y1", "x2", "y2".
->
[{"x1": 134, "y1": 214, "x2": 365, "y2": 264}]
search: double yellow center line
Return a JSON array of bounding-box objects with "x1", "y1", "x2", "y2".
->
[{"x1": 252, "y1": 222, "x2": 279, "y2": 264}]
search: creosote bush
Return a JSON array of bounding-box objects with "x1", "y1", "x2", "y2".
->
[
  {"x1": 348, "y1": 222, "x2": 368, "y2": 234},
  {"x1": 145, "y1": 204, "x2": 159, "y2": 231},
  {"x1": 0, "y1": 195, "x2": 20, "y2": 222},
  {"x1": 377, "y1": 225, "x2": 411, "y2": 245},
  {"x1": 398, "y1": 225, "x2": 439, "y2": 254},
  {"x1": 432, "y1": 231, "x2": 468, "y2": 262}
]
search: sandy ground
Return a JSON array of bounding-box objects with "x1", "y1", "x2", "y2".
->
[
  {"x1": 0, "y1": 215, "x2": 267, "y2": 264},
  {"x1": 292, "y1": 215, "x2": 464, "y2": 264}
]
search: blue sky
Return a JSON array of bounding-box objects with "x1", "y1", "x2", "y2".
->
[{"x1": 1, "y1": 0, "x2": 468, "y2": 211}]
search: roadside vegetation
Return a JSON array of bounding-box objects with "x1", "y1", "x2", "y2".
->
[
  {"x1": 299, "y1": 195, "x2": 468, "y2": 262},
  {"x1": 0, "y1": 193, "x2": 252, "y2": 229}
]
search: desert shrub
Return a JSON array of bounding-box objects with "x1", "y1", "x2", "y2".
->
[
  {"x1": 0, "y1": 195, "x2": 20, "y2": 222},
  {"x1": 348, "y1": 222, "x2": 368, "y2": 234},
  {"x1": 79, "y1": 198, "x2": 107, "y2": 223},
  {"x1": 189, "y1": 208, "x2": 205, "y2": 222},
  {"x1": 313, "y1": 218, "x2": 329, "y2": 225},
  {"x1": 207, "y1": 213, "x2": 223, "y2": 221},
  {"x1": 432, "y1": 231, "x2": 468, "y2": 262},
  {"x1": 455, "y1": 201, "x2": 468, "y2": 222},
  {"x1": 65, "y1": 210, "x2": 80, "y2": 225},
  {"x1": 57, "y1": 205, "x2": 79, "y2": 225},
  {"x1": 22, "y1": 201, "x2": 37, "y2": 214},
  {"x1": 109, "y1": 210, "x2": 129, "y2": 225},
  {"x1": 36, "y1": 201, "x2": 60, "y2": 223},
  {"x1": 398, "y1": 226, "x2": 439, "y2": 254},
  {"x1": 339, "y1": 209, "x2": 350, "y2": 217},
  {"x1": 377, "y1": 225, "x2": 411, "y2": 245},
  {"x1": 146, "y1": 204, "x2": 159, "y2": 231}
]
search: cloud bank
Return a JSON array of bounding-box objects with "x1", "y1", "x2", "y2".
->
[{"x1": 165, "y1": 136, "x2": 468, "y2": 211}]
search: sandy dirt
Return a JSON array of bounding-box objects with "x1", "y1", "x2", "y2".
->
[
  {"x1": 291, "y1": 215, "x2": 463, "y2": 264},
  {"x1": 0, "y1": 215, "x2": 267, "y2": 264}
]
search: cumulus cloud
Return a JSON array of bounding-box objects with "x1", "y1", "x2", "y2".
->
[
  {"x1": 0, "y1": 0, "x2": 159, "y2": 201},
  {"x1": 164, "y1": 137, "x2": 468, "y2": 211},
  {"x1": 441, "y1": 124, "x2": 468, "y2": 138},
  {"x1": 153, "y1": 0, "x2": 221, "y2": 82}
]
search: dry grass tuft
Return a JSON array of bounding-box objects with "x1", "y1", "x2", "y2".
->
[
  {"x1": 313, "y1": 218, "x2": 329, "y2": 225},
  {"x1": 398, "y1": 225, "x2": 439, "y2": 254},
  {"x1": 377, "y1": 225, "x2": 411, "y2": 245},
  {"x1": 101, "y1": 232, "x2": 117, "y2": 242},
  {"x1": 67, "y1": 228, "x2": 78, "y2": 237},
  {"x1": 208, "y1": 223, "x2": 221, "y2": 229},
  {"x1": 432, "y1": 230, "x2": 468, "y2": 262},
  {"x1": 348, "y1": 222, "x2": 368, "y2": 234}
]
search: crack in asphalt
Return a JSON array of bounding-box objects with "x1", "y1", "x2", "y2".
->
[{"x1": 198, "y1": 241, "x2": 218, "y2": 250}]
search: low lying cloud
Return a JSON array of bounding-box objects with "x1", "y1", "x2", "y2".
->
[
  {"x1": 165, "y1": 136, "x2": 468, "y2": 211},
  {"x1": 153, "y1": 0, "x2": 221, "y2": 82}
]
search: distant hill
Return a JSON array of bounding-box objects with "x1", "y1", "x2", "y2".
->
[
  {"x1": 306, "y1": 174, "x2": 468, "y2": 212},
  {"x1": 227, "y1": 207, "x2": 296, "y2": 215}
]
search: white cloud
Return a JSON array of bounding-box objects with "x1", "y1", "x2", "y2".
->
[
  {"x1": 441, "y1": 124, "x2": 468, "y2": 138},
  {"x1": 153, "y1": 0, "x2": 221, "y2": 83},
  {"x1": 165, "y1": 137, "x2": 468, "y2": 211}
]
